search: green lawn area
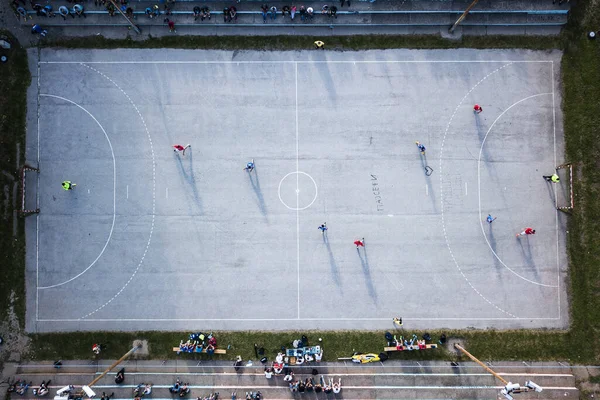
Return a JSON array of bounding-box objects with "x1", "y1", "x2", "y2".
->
[
  {"x1": 3, "y1": 3, "x2": 600, "y2": 365},
  {"x1": 0, "y1": 31, "x2": 30, "y2": 330}
]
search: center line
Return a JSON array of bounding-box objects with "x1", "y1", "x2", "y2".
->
[{"x1": 295, "y1": 62, "x2": 300, "y2": 320}]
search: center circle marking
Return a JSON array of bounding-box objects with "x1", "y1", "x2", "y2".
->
[{"x1": 278, "y1": 171, "x2": 318, "y2": 211}]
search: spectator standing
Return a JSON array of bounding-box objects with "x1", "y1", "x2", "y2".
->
[
  {"x1": 282, "y1": 5, "x2": 290, "y2": 17},
  {"x1": 307, "y1": 6, "x2": 314, "y2": 18},
  {"x1": 223, "y1": 7, "x2": 229, "y2": 22},
  {"x1": 201, "y1": 7, "x2": 211, "y2": 20},
  {"x1": 229, "y1": 6, "x2": 237, "y2": 21},
  {"x1": 328, "y1": 5, "x2": 337, "y2": 18},
  {"x1": 73, "y1": 4, "x2": 86, "y2": 17},
  {"x1": 261, "y1": 4, "x2": 269, "y2": 22},
  {"x1": 299, "y1": 5, "x2": 306, "y2": 20},
  {"x1": 193, "y1": 6, "x2": 200, "y2": 20},
  {"x1": 291, "y1": 5, "x2": 296, "y2": 19},
  {"x1": 269, "y1": 5, "x2": 277, "y2": 19},
  {"x1": 340, "y1": 0, "x2": 350, "y2": 5}
]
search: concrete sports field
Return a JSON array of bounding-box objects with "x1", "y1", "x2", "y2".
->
[{"x1": 25, "y1": 49, "x2": 569, "y2": 333}]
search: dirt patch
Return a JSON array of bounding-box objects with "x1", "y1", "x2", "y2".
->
[
  {"x1": 132, "y1": 340, "x2": 149, "y2": 359},
  {"x1": 0, "y1": 291, "x2": 30, "y2": 362}
]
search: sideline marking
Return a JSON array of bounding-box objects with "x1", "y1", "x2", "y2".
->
[
  {"x1": 295, "y1": 61, "x2": 300, "y2": 319},
  {"x1": 38, "y1": 94, "x2": 117, "y2": 291},
  {"x1": 37, "y1": 316, "x2": 560, "y2": 322},
  {"x1": 39, "y1": 60, "x2": 554, "y2": 65},
  {"x1": 477, "y1": 92, "x2": 558, "y2": 288}
]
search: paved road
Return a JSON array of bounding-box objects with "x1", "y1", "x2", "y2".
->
[{"x1": 5, "y1": 360, "x2": 580, "y2": 399}]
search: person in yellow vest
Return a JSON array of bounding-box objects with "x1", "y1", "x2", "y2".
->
[
  {"x1": 543, "y1": 173, "x2": 559, "y2": 183},
  {"x1": 314, "y1": 40, "x2": 325, "y2": 49}
]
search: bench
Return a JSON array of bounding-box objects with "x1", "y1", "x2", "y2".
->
[
  {"x1": 384, "y1": 343, "x2": 437, "y2": 352},
  {"x1": 173, "y1": 347, "x2": 226, "y2": 354}
]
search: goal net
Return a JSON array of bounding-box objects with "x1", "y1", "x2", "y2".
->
[
  {"x1": 555, "y1": 163, "x2": 574, "y2": 212},
  {"x1": 18, "y1": 165, "x2": 39, "y2": 215}
]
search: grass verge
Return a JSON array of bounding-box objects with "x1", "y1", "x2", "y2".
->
[
  {"x1": 0, "y1": 30, "x2": 30, "y2": 329},
  {"x1": 43, "y1": 34, "x2": 563, "y2": 51},
  {"x1": 3, "y1": 9, "x2": 600, "y2": 366}
]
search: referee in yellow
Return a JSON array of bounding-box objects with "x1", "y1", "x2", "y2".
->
[{"x1": 314, "y1": 40, "x2": 325, "y2": 49}]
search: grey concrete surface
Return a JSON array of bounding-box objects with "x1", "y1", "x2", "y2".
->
[
  {"x1": 25, "y1": 48, "x2": 568, "y2": 333},
  {"x1": 6, "y1": 360, "x2": 582, "y2": 399}
]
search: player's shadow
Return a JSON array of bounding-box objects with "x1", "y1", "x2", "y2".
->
[
  {"x1": 516, "y1": 238, "x2": 539, "y2": 280},
  {"x1": 311, "y1": 60, "x2": 338, "y2": 104},
  {"x1": 176, "y1": 149, "x2": 204, "y2": 214},
  {"x1": 247, "y1": 170, "x2": 268, "y2": 221},
  {"x1": 324, "y1": 234, "x2": 341, "y2": 288},
  {"x1": 420, "y1": 153, "x2": 438, "y2": 213},
  {"x1": 358, "y1": 246, "x2": 377, "y2": 302},
  {"x1": 486, "y1": 225, "x2": 504, "y2": 280}
]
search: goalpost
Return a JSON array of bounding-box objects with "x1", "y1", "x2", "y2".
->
[
  {"x1": 555, "y1": 163, "x2": 574, "y2": 213},
  {"x1": 18, "y1": 164, "x2": 40, "y2": 215}
]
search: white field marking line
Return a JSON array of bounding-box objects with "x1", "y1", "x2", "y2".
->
[
  {"x1": 36, "y1": 59, "x2": 41, "y2": 321},
  {"x1": 36, "y1": 316, "x2": 560, "y2": 322},
  {"x1": 295, "y1": 61, "x2": 300, "y2": 319},
  {"x1": 477, "y1": 92, "x2": 558, "y2": 288},
  {"x1": 39, "y1": 60, "x2": 554, "y2": 65},
  {"x1": 18, "y1": 363, "x2": 583, "y2": 370},
  {"x1": 166, "y1": 187, "x2": 168, "y2": 199},
  {"x1": 126, "y1": 185, "x2": 129, "y2": 199},
  {"x1": 84, "y1": 371, "x2": 575, "y2": 378},
  {"x1": 439, "y1": 62, "x2": 516, "y2": 318},
  {"x1": 425, "y1": 184, "x2": 428, "y2": 196},
  {"x1": 553, "y1": 60, "x2": 561, "y2": 320},
  {"x1": 37, "y1": 94, "x2": 117, "y2": 291},
  {"x1": 79, "y1": 63, "x2": 156, "y2": 320},
  {"x1": 465, "y1": 182, "x2": 467, "y2": 196},
  {"x1": 39, "y1": 384, "x2": 578, "y2": 392}
]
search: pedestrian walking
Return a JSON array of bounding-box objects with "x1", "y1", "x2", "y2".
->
[
  {"x1": 165, "y1": 18, "x2": 176, "y2": 32},
  {"x1": 474, "y1": 104, "x2": 483, "y2": 114},
  {"x1": 62, "y1": 180, "x2": 76, "y2": 190},
  {"x1": 244, "y1": 159, "x2": 255, "y2": 172},
  {"x1": 314, "y1": 40, "x2": 325, "y2": 49},
  {"x1": 340, "y1": 0, "x2": 350, "y2": 5},
  {"x1": 516, "y1": 227, "x2": 536, "y2": 237},
  {"x1": 173, "y1": 144, "x2": 190, "y2": 155},
  {"x1": 393, "y1": 317, "x2": 402, "y2": 327},
  {"x1": 318, "y1": 223, "x2": 327, "y2": 233},
  {"x1": 486, "y1": 214, "x2": 496, "y2": 224},
  {"x1": 415, "y1": 141, "x2": 426, "y2": 155},
  {"x1": 543, "y1": 173, "x2": 560, "y2": 183},
  {"x1": 354, "y1": 238, "x2": 365, "y2": 248}
]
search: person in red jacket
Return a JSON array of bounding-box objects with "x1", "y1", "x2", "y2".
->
[{"x1": 516, "y1": 227, "x2": 535, "y2": 237}]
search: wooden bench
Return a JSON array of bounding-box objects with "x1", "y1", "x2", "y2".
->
[
  {"x1": 173, "y1": 347, "x2": 227, "y2": 354},
  {"x1": 384, "y1": 343, "x2": 437, "y2": 352}
]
